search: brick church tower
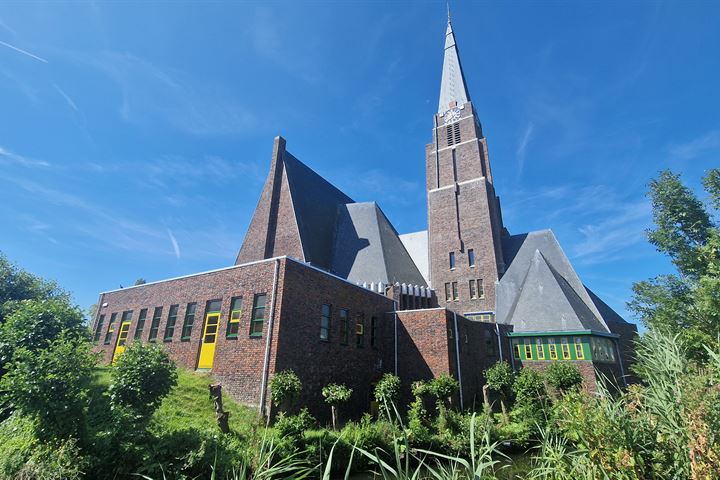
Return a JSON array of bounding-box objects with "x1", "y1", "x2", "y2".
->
[{"x1": 426, "y1": 16, "x2": 505, "y2": 317}]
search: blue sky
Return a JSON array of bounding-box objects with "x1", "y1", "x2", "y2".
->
[{"x1": 1, "y1": 2, "x2": 718, "y2": 323}]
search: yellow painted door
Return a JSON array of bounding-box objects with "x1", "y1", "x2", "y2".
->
[
  {"x1": 198, "y1": 313, "x2": 220, "y2": 369},
  {"x1": 112, "y1": 321, "x2": 131, "y2": 363}
]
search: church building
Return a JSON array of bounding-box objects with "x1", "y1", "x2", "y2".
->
[{"x1": 91, "y1": 15, "x2": 637, "y2": 421}]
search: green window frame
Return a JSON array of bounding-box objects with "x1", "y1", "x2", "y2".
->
[
  {"x1": 356, "y1": 313, "x2": 365, "y2": 348},
  {"x1": 320, "y1": 304, "x2": 331, "y2": 341},
  {"x1": 339, "y1": 309, "x2": 349, "y2": 345},
  {"x1": 370, "y1": 316, "x2": 378, "y2": 348},
  {"x1": 103, "y1": 313, "x2": 117, "y2": 345},
  {"x1": 227, "y1": 297, "x2": 242, "y2": 338},
  {"x1": 148, "y1": 307, "x2": 162, "y2": 341},
  {"x1": 93, "y1": 314, "x2": 105, "y2": 342},
  {"x1": 163, "y1": 305, "x2": 179, "y2": 342},
  {"x1": 181, "y1": 303, "x2": 197, "y2": 341},
  {"x1": 134, "y1": 308, "x2": 148, "y2": 340},
  {"x1": 249, "y1": 294, "x2": 266, "y2": 337}
]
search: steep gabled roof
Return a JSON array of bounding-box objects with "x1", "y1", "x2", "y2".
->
[
  {"x1": 497, "y1": 230, "x2": 611, "y2": 333},
  {"x1": 438, "y1": 18, "x2": 471, "y2": 113},
  {"x1": 331, "y1": 202, "x2": 427, "y2": 287}
]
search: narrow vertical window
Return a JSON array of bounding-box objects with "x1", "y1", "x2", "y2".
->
[
  {"x1": 181, "y1": 303, "x2": 197, "y2": 341},
  {"x1": 548, "y1": 338, "x2": 558, "y2": 360},
  {"x1": 469, "y1": 279, "x2": 477, "y2": 299},
  {"x1": 536, "y1": 338, "x2": 545, "y2": 360},
  {"x1": 449, "y1": 252, "x2": 456, "y2": 269},
  {"x1": 574, "y1": 337, "x2": 584, "y2": 360},
  {"x1": 320, "y1": 304, "x2": 331, "y2": 341},
  {"x1": 148, "y1": 307, "x2": 162, "y2": 341},
  {"x1": 451, "y1": 149, "x2": 458, "y2": 182},
  {"x1": 453, "y1": 122, "x2": 461, "y2": 143},
  {"x1": 524, "y1": 343, "x2": 533, "y2": 360},
  {"x1": 134, "y1": 309, "x2": 148, "y2": 340},
  {"x1": 468, "y1": 249, "x2": 475, "y2": 267},
  {"x1": 512, "y1": 340, "x2": 521, "y2": 360},
  {"x1": 370, "y1": 316, "x2": 378, "y2": 348},
  {"x1": 339, "y1": 309, "x2": 349, "y2": 345},
  {"x1": 249, "y1": 294, "x2": 266, "y2": 337},
  {"x1": 164, "y1": 305, "x2": 179, "y2": 341},
  {"x1": 561, "y1": 338, "x2": 571, "y2": 359},
  {"x1": 477, "y1": 278, "x2": 485, "y2": 299},
  {"x1": 356, "y1": 313, "x2": 365, "y2": 348},
  {"x1": 93, "y1": 314, "x2": 105, "y2": 342},
  {"x1": 452, "y1": 281, "x2": 459, "y2": 301},
  {"x1": 227, "y1": 297, "x2": 243, "y2": 338},
  {"x1": 444, "y1": 283, "x2": 452, "y2": 302},
  {"x1": 103, "y1": 313, "x2": 117, "y2": 345},
  {"x1": 446, "y1": 125, "x2": 454, "y2": 145}
]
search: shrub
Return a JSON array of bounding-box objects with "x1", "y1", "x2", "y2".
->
[
  {"x1": 429, "y1": 374, "x2": 459, "y2": 406},
  {"x1": 374, "y1": 373, "x2": 401, "y2": 409},
  {"x1": 0, "y1": 335, "x2": 95, "y2": 441},
  {"x1": 108, "y1": 342, "x2": 177, "y2": 421},
  {"x1": 513, "y1": 367, "x2": 546, "y2": 407},
  {"x1": 545, "y1": 362, "x2": 583, "y2": 394},
  {"x1": 269, "y1": 370, "x2": 302, "y2": 412},
  {"x1": 322, "y1": 383, "x2": 353, "y2": 430},
  {"x1": 484, "y1": 361, "x2": 515, "y2": 417},
  {"x1": 274, "y1": 407, "x2": 317, "y2": 439},
  {"x1": 15, "y1": 437, "x2": 88, "y2": 480},
  {"x1": 0, "y1": 413, "x2": 37, "y2": 478}
]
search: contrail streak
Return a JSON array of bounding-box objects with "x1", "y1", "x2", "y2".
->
[{"x1": 0, "y1": 40, "x2": 48, "y2": 63}]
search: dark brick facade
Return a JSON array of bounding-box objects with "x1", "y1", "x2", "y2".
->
[{"x1": 427, "y1": 102, "x2": 505, "y2": 315}]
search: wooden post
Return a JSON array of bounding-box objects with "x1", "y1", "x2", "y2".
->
[
  {"x1": 209, "y1": 383, "x2": 230, "y2": 434},
  {"x1": 483, "y1": 384, "x2": 491, "y2": 409}
]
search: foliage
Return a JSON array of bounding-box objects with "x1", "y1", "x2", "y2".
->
[
  {"x1": 107, "y1": 342, "x2": 177, "y2": 422},
  {"x1": 0, "y1": 252, "x2": 65, "y2": 323},
  {"x1": 0, "y1": 335, "x2": 95, "y2": 442},
  {"x1": 13, "y1": 437, "x2": 88, "y2": 480},
  {"x1": 513, "y1": 367, "x2": 546, "y2": 407},
  {"x1": 321, "y1": 383, "x2": 352, "y2": 405},
  {"x1": 429, "y1": 373, "x2": 459, "y2": 402},
  {"x1": 269, "y1": 369, "x2": 301, "y2": 410},
  {"x1": 544, "y1": 362, "x2": 583, "y2": 393},
  {"x1": 485, "y1": 361, "x2": 515, "y2": 399},
  {"x1": 274, "y1": 408, "x2": 316, "y2": 439},
  {"x1": 374, "y1": 373, "x2": 401, "y2": 406},
  {"x1": 134, "y1": 278, "x2": 147, "y2": 285},
  {"x1": 0, "y1": 413, "x2": 37, "y2": 478}
]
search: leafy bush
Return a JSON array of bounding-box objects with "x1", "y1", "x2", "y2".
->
[
  {"x1": 545, "y1": 362, "x2": 583, "y2": 393},
  {"x1": 107, "y1": 342, "x2": 177, "y2": 421},
  {"x1": 274, "y1": 408, "x2": 316, "y2": 439},
  {"x1": 0, "y1": 335, "x2": 96, "y2": 441},
  {"x1": 14, "y1": 437, "x2": 88, "y2": 480},
  {"x1": 373, "y1": 373, "x2": 400, "y2": 407},
  {"x1": 269, "y1": 369, "x2": 302, "y2": 412},
  {"x1": 322, "y1": 383, "x2": 353, "y2": 430},
  {"x1": 0, "y1": 413, "x2": 37, "y2": 478},
  {"x1": 429, "y1": 373, "x2": 459, "y2": 403},
  {"x1": 513, "y1": 367, "x2": 546, "y2": 407},
  {"x1": 485, "y1": 361, "x2": 515, "y2": 417},
  {"x1": 0, "y1": 253, "x2": 64, "y2": 322}
]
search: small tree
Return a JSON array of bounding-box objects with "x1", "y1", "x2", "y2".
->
[
  {"x1": 133, "y1": 278, "x2": 147, "y2": 286},
  {"x1": 513, "y1": 367, "x2": 546, "y2": 408},
  {"x1": 321, "y1": 383, "x2": 352, "y2": 430},
  {"x1": 429, "y1": 374, "x2": 459, "y2": 408},
  {"x1": 374, "y1": 373, "x2": 401, "y2": 414},
  {"x1": 107, "y1": 342, "x2": 177, "y2": 423},
  {"x1": 269, "y1": 370, "x2": 302, "y2": 414},
  {"x1": 0, "y1": 334, "x2": 96, "y2": 441},
  {"x1": 484, "y1": 361, "x2": 515, "y2": 420},
  {"x1": 545, "y1": 362, "x2": 583, "y2": 394}
]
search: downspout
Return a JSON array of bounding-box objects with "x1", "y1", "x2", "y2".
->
[
  {"x1": 495, "y1": 322, "x2": 504, "y2": 362},
  {"x1": 452, "y1": 312, "x2": 464, "y2": 410},
  {"x1": 394, "y1": 299, "x2": 399, "y2": 375},
  {"x1": 259, "y1": 258, "x2": 281, "y2": 418}
]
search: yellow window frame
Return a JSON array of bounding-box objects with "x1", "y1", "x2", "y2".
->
[
  {"x1": 574, "y1": 337, "x2": 585, "y2": 359},
  {"x1": 513, "y1": 340, "x2": 521, "y2": 360},
  {"x1": 561, "y1": 338, "x2": 571, "y2": 359},
  {"x1": 536, "y1": 338, "x2": 545, "y2": 360},
  {"x1": 548, "y1": 338, "x2": 558, "y2": 360},
  {"x1": 524, "y1": 343, "x2": 533, "y2": 360}
]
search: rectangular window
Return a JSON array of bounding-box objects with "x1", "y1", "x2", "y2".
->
[
  {"x1": 548, "y1": 338, "x2": 558, "y2": 360},
  {"x1": 468, "y1": 249, "x2": 475, "y2": 267},
  {"x1": 320, "y1": 304, "x2": 331, "y2": 341},
  {"x1": 227, "y1": 297, "x2": 242, "y2": 338},
  {"x1": 452, "y1": 282, "x2": 459, "y2": 301},
  {"x1": 449, "y1": 252, "x2": 456, "y2": 269},
  {"x1": 121, "y1": 310, "x2": 133, "y2": 323},
  {"x1": 148, "y1": 307, "x2": 162, "y2": 341},
  {"x1": 536, "y1": 338, "x2": 545, "y2": 360},
  {"x1": 339, "y1": 309, "x2": 349, "y2": 345},
  {"x1": 164, "y1": 305, "x2": 179, "y2": 341},
  {"x1": 370, "y1": 316, "x2": 378, "y2": 348},
  {"x1": 574, "y1": 337, "x2": 584, "y2": 360},
  {"x1": 524, "y1": 343, "x2": 533, "y2": 360},
  {"x1": 444, "y1": 283, "x2": 451, "y2": 302},
  {"x1": 477, "y1": 279, "x2": 485, "y2": 299},
  {"x1": 93, "y1": 314, "x2": 105, "y2": 342},
  {"x1": 134, "y1": 309, "x2": 148, "y2": 340},
  {"x1": 207, "y1": 299, "x2": 222, "y2": 313},
  {"x1": 103, "y1": 313, "x2": 118, "y2": 345},
  {"x1": 181, "y1": 303, "x2": 197, "y2": 341},
  {"x1": 561, "y1": 338, "x2": 571, "y2": 359},
  {"x1": 356, "y1": 313, "x2": 365, "y2": 348},
  {"x1": 512, "y1": 340, "x2": 521, "y2": 360},
  {"x1": 249, "y1": 294, "x2": 266, "y2": 337},
  {"x1": 469, "y1": 279, "x2": 477, "y2": 299}
]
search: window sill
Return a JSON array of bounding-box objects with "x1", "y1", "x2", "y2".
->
[
  {"x1": 320, "y1": 338, "x2": 330, "y2": 343},
  {"x1": 163, "y1": 338, "x2": 173, "y2": 343},
  {"x1": 181, "y1": 337, "x2": 191, "y2": 342},
  {"x1": 226, "y1": 334, "x2": 238, "y2": 339},
  {"x1": 249, "y1": 333, "x2": 263, "y2": 338}
]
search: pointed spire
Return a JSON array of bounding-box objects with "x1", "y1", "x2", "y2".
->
[{"x1": 438, "y1": 12, "x2": 470, "y2": 114}]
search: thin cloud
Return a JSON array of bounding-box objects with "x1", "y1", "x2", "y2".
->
[
  {"x1": 516, "y1": 122, "x2": 535, "y2": 175},
  {"x1": 53, "y1": 84, "x2": 79, "y2": 112},
  {"x1": 167, "y1": 229, "x2": 181, "y2": 259},
  {"x1": 0, "y1": 146, "x2": 50, "y2": 167},
  {"x1": 668, "y1": 130, "x2": 720, "y2": 161},
  {"x1": 0, "y1": 40, "x2": 48, "y2": 63}
]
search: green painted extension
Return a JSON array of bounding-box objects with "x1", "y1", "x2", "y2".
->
[{"x1": 511, "y1": 333, "x2": 618, "y2": 364}]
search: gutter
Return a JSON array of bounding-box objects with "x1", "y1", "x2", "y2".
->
[
  {"x1": 452, "y1": 311, "x2": 464, "y2": 410},
  {"x1": 259, "y1": 258, "x2": 281, "y2": 418}
]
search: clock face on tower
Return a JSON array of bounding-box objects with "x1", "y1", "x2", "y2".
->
[{"x1": 443, "y1": 106, "x2": 462, "y2": 124}]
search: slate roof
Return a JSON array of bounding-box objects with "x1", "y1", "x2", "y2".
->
[
  {"x1": 398, "y1": 230, "x2": 430, "y2": 285},
  {"x1": 497, "y1": 230, "x2": 612, "y2": 333},
  {"x1": 438, "y1": 18, "x2": 470, "y2": 113}
]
